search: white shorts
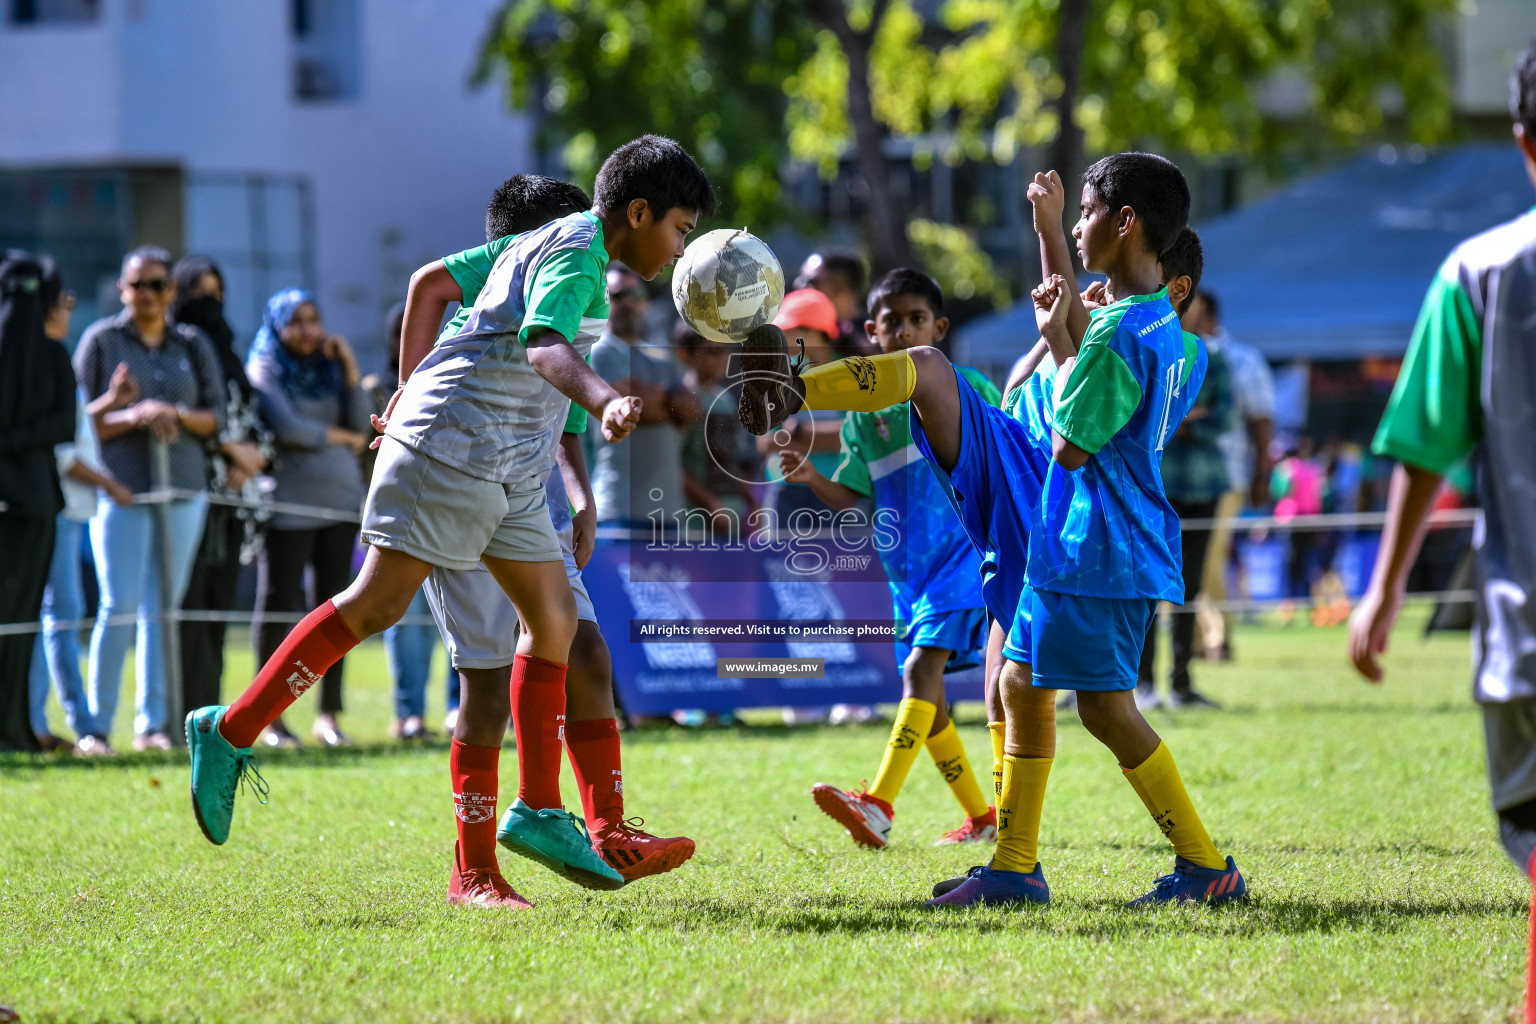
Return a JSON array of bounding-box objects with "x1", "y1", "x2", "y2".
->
[
  {"x1": 361, "y1": 437, "x2": 561, "y2": 570},
  {"x1": 421, "y1": 536, "x2": 596, "y2": 671}
]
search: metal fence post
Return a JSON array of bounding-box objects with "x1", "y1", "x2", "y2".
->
[{"x1": 150, "y1": 439, "x2": 184, "y2": 745}]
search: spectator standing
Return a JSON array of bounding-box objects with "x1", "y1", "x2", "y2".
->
[
  {"x1": 246, "y1": 288, "x2": 369, "y2": 747},
  {"x1": 75, "y1": 246, "x2": 223, "y2": 751},
  {"x1": 1138, "y1": 335, "x2": 1232, "y2": 710},
  {"x1": 0, "y1": 252, "x2": 78, "y2": 753},
  {"x1": 677, "y1": 324, "x2": 760, "y2": 522},
  {"x1": 588, "y1": 266, "x2": 697, "y2": 528},
  {"x1": 1188, "y1": 289, "x2": 1276, "y2": 660},
  {"x1": 28, "y1": 265, "x2": 134, "y2": 753},
  {"x1": 171, "y1": 256, "x2": 272, "y2": 717},
  {"x1": 758, "y1": 289, "x2": 848, "y2": 521},
  {"x1": 366, "y1": 302, "x2": 449, "y2": 740}
]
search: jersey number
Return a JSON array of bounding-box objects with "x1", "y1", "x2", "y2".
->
[{"x1": 1154, "y1": 358, "x2": 1185, "y2": 452}]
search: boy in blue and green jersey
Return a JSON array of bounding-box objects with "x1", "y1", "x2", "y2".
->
[
  {"x1": 737, "y1": 152, "x2": 1245, "y2": 908},
  {"x1": 781, "y1": 269, "x2": 998, "y2": 849}
]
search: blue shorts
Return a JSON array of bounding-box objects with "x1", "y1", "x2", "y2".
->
[
  {"x1": 910, "y1": 366, "x2": 1048, "y2": 630},
  {"x1": 894, "y1": 605, "x2": 988, "y2": 672},
  {"x1": 1005, "y1": 589, "x2": 1156, "y2": 691}
]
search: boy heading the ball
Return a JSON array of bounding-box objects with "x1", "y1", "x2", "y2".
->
[
  {"x1": 380, "y1": 174, "x2": 695, "y2": 892},
  {"x1": 779, "y1": 268, "x2": 998, "y2": 849},
  {"x1": 737, "y1": 152, "x2": 1244, "y2": 908},
  {"x1": 187, "y1": 136, "x2": 714, "y2": 909}
]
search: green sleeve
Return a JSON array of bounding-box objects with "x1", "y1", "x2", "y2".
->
[
  {"x1": 1051, "y1": 328, "x2": 1142, "y2": 455},
  {"x1": 517, "y1": 248, "x2": 604, "y2": 346},
  {"x1": 828, "y1": 415, "x2": 873, "y2": 498},
  {"x1": 442, "y1": 235, "x2": 513, "y2": 306},
  {"x1": 1371, "y1": 267, "x2": 1483, "y2": 474}
]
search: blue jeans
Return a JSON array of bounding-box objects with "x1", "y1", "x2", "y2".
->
[
  {"x1": 88, "y1": 496, "x2": 208, "y2": 737},
  {"x1": 384, "y1": 587, "x2": 439, "y2": 719},
  {"x1": 29, "y1": 515, "x2": 94, "y2": 738}
]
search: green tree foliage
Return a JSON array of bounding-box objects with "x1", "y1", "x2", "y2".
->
[
  {"x1": 477, "y1": 0, "x2": 819, "y2": 230},
  {"x1": 480, "y1": 0, "x2": 1456, "y2": 290}
]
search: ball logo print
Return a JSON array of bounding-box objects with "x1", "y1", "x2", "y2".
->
[
  {"x1": 285, "y1": 661, "x2": 322, "y2": 698},
  {"x1": 454, "y1": 791, "x2": 495, "y2": 824},
  {"x1": 672, "y1": 228, "x2": 784, "y2": 343}
]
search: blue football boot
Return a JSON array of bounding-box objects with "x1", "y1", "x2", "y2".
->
[
  {"x1": 924, "y1": 862, "x2": 1050, "y2": 908},
  {"x1": 1126, "y1": 855, "x2": 1246, "y2": 907}
]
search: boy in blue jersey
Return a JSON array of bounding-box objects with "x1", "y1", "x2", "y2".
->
[
  {"x1": 780, "y1": 269, "x2": 998, "y2": 849},
  {"x1": 738, "y1": 152, "x2": 1244, "y2": 907},
  {"x1": 930, "y1": 224, "x2": 1209, "y2": 895}
]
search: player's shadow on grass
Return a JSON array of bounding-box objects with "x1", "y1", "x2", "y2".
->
[
  {"x1": 660, "y1": 893, "x2": 1527, "y2": 938},
  {"x1": 0, "y1": 741, "x2": 448, "y2": 773}
]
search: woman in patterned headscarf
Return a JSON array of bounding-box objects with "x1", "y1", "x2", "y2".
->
[{"x1": 246, "y1": 288, "x2": 371, "y2": 747}]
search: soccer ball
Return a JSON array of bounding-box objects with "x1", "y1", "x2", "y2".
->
[{"x1": 671, "y1": 228, "x2": 784, "y2": 344}]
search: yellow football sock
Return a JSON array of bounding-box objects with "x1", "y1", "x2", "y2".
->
[
  {"x1": 799, "y1": 350, "x2": 916, "y2": 413},
  {"x1": 867, "y1": 697, "x2": 936, "y2": 805},
  {"x1": 987, "y1": 721, "x2": 1006, "y2": 801},
  {"x1": 1122, "y1": 741, "x2": 1225, "y2": 870},
  {"x1": 992, "y1": 754, "x2": 1051, "y2": 873},
  {"x1": 925, "y1": 721, "x2": 991, "y2": 819}
]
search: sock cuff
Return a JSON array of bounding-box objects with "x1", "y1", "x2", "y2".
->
[
  {"x1": 924, "y1": 719, "x2": 959, "y2": 750},
  {"x1": 450, "y1": 738, "x2": 501, "y2": 771},
  {"x1": 317, "y1": 599, "x2": 360, "y2": 645},
  {"x1": 1124, "y1": 740, "x2": 1173, "y2": 786},
  {"x1": 514, "y1": 652, "x2": 569, "y2": 684},
  {"x1": 987, "y1": 721, "x2": 1005, "y2": 735},
  {"x1": 896, "y1": 697, "x2": 937, "y2": 716},
  {"x1": 565, "y1": 717, "x2": 619, "y2": 743}
]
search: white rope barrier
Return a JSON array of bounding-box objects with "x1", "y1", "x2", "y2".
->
[{"x1": 2, "y1": 488, "x2": 1480, "y2": 640}]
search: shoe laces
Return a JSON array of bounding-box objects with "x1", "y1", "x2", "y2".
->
[
  {"x1": 463, "y1": 868, "x2": 515, "y2": 899},
  {"x1": 608, "y1": 816, "x2": 655, "y2": 840},
  {"x1": 790, "y1": 336, "x2": 808, "y2": 377},
  {"x1": 1145, "y1": 863, "x2": 1195, "y2": 899},
  {"x1": 236, "y1": 753, "x2": 270, "y2": 806}
]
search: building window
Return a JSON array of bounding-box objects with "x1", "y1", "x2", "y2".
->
[
  {"x1": 291, "y1": 0, "x2": 361, "y2": 101},
  {"x1": 8, "y1": 0, "x2": 99, "y2": 24}
]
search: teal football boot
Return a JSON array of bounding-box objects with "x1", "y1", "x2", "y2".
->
[
  {"x1": 185, "y1": 706, "x2": 267, "y2": 845},
  {"x1": 496, "y1": 799, "x2": 626, "y2": 891}
]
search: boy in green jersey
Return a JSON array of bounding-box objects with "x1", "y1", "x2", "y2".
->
[
  {"x1": 188, "y1": 137, "x2": 714, "y2": 911},
  {"x1": 781, "y1": 269, "x2": 998, "y2": 849},
  {"x1": 379, "y1": 174, "x2": 696, "y2": 886}
]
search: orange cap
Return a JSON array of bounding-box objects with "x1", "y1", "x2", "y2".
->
[{"x1": 772, "y1": 288, "x2": 840, "y2": 338}]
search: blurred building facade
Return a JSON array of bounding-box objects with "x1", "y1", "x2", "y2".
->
[{"x1": 0, "y1": 0, "x2": 532, "y2": 355}]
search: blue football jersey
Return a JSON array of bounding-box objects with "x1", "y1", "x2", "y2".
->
[{"x1": 1025, "y1": 289, "x2": 1207, "y2": 602}]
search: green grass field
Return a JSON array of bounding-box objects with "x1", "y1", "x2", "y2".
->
[{"x1": 0, "y1": 614, "x2": 1526, "y2": 1023}]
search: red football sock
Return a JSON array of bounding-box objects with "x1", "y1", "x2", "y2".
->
[
  {"x1": 1526, "y1": 848, "x2": 1536, "y2": 1023},
  {"x1": 511, "y1": 654, "x2": 568, "y2": 810},
  {"x1": 451, "y1": 739, "x2": 501, "y2": 872},
  {"x1": 221, "y1": 600, "x2": 358, "y2": 748},
  {"x1": 566, "y1": 718, "x2": 624, "y2": 832}
]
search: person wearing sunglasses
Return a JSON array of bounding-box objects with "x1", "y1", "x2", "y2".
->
[{"x1": 73, "y1": 245, "x2": 225, "y2": 751}]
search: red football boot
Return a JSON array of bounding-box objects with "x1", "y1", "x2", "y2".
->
[
  {"x1": 811, "y1": 782, "x2": 894, "y2": 849},
  {"x1": 592, "y1": 818, "x2": 696, "y2": 883},
  {"x1": 934, "y1": 806, "x2": 998, "y2": 846},
  {"x1": 446, "y1": 841, "x2": 533, "y2": 909}
]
